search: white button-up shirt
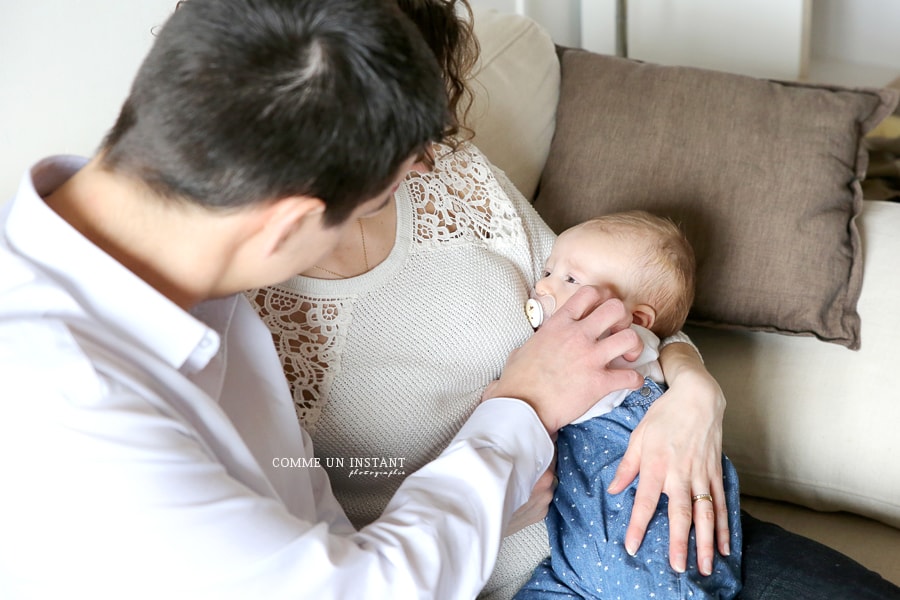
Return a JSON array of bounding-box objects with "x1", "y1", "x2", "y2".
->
[{"x1": 0, "y1": 157, "x2": 553, "y2": 600}]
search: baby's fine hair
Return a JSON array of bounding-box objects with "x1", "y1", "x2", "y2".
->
[{"x1": 583, "y1": 210, "x2": 696, "y2": 338}]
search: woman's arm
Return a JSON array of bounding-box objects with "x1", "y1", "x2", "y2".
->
[{"x1": 607, "y1": 339, "x2": 730, "y2": 577}]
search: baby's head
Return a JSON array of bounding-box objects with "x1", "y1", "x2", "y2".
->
[{"x1": 528, "y1": 210, "x2": 695, "y2": 338}]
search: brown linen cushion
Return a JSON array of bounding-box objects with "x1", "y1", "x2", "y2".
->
[{"x1": 534, "y1": 49, "x2": 897, "y2": 349}]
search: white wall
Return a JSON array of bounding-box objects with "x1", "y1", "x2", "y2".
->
[
  {"x1": 470, "y1": 0, "x2": 900, "y2": 83},
  {"x1": 812, "y1": 0, "x2": 900, "y2": 69},
  {"x1": 0, "y1": 1, "x2": 177, "y2": 199},
  {"x1": 5, "y1": 0, "x2": 898, "y2": 201},
  {"x1": 466, "y1": 0, "x2": 584, "y2": 47},
  {"x1": 626, "y1": 0, "x2": 811, "y2": 80}
]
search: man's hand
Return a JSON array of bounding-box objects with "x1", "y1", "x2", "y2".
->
[
  {"x1": 484, "y1": 286, "x2": 644, "y2": 435},
  {"x1": 504, "y1": 461, "x2": 557, "y2": 537}
]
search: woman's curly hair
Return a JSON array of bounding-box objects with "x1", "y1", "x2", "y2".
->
[{"x1": 396, "y1": 0, "x2": 479, "y2": 145}]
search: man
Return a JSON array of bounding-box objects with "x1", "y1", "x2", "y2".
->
[{"x1": 0, "y1": 1, "x2": 642, "y2": 597}]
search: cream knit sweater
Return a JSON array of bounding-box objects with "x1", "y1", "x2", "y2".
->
[{"x1": 249, "y1": 141, "x2": 554, "y2": 597}]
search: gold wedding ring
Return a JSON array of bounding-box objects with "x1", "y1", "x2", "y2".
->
[{"x1": 691, "y1": 493, "x2": 713, "y2": 504}]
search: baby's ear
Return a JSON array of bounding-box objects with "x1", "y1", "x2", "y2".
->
[{"x1": 631, "y1": 304, "x2": 656, "y2": 330}]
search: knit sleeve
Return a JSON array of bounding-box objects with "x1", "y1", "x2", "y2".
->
[
  {"x1": 488, "y1": 160, "x2": 556, "y2": 286},
  {"x1": 659, "y1": 330, "x2": 704, "y2": 363}
]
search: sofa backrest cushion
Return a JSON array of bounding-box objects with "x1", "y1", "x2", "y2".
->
[
  {"x1": 534, "y1": 49, "x2": 898, "y2": 349},
  {"x1": 467, "y1": 8, "x2": 559, "y2": 201}
]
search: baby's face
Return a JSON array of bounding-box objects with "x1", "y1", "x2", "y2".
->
[{"x1": 528, "y1": 224, "x2": 641, "y2": 327}]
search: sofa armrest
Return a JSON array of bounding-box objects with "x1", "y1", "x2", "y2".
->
[{"x1": 687, "y1": 199, "x2": 900, "y2": 529}]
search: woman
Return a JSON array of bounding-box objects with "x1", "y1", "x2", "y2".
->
[{"x1": 248, "y1": 1, "x2": 899, "y2": 598}]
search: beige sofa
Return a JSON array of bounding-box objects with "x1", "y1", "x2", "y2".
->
[{"x1": 469, "y1": 9, "x2": 900, "y2": 587}]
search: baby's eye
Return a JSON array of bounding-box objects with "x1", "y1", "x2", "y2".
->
[
  {"x1": 565, "y1": 275, "x2": 578, "y2": 284},
  {"x1": 541, "y1": 270, "x2": 551, "y2": 278}
]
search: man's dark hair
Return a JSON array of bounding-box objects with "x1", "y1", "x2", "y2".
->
[{"x1": 100, "y1": 0, "x2": 446, "y2": 225}]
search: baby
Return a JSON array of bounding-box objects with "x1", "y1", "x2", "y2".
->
[{"x1": 516, "y1": 210, "x2": 742, "y2": 599}]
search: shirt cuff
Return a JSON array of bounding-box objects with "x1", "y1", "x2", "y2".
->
[{"x1": 454, "y1": 398, "x2": 554, "y2": 497}]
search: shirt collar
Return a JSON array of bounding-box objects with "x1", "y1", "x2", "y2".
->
[{"x1": 5, "y1": 156, "x2": 221, "y2": 373}]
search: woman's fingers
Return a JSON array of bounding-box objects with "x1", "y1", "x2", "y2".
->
[
  {"x1": 710, "y1": 463, "x2": 732, "y2": 557},
  {"x1": 665, "y1": 480, "x2": 694, "y2": 573},
  {"x1": 614, "y1": 403, "x2": 731, "y2": 575},
  {"x1": 621, "y1": 462, "x2": 665, "y2": 558},
  {"x1": 690, "y1": 486, "x2": 717, "y2": 576}
]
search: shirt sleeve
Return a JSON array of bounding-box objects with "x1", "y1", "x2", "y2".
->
[
  {"x1": 230, "y1": 398, "x2": 554, "y2": 599},
  {"x1": 219, "y1": 399, "x2": 553, "y2": 600},
  {"x1": 2, "y1": 348, "x2": 553, "y2": 600},
  {"x1": 346, "y1": 398, "x2": 555, "y2": 598}
]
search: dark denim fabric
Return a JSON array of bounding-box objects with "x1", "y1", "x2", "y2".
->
[{"x1": 738, "y1": 512, "x2": 900, "y2": 600}]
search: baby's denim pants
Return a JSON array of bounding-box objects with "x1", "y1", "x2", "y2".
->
[{"x1": 515, "y1": 379, "x2": 743, "y2": 599}]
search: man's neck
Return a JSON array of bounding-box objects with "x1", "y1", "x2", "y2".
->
[{"x1": 43, "y1": 159, "x2": 245, "y2": 309}]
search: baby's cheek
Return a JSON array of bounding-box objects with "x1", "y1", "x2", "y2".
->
[{"x1": 557, "y1": 289, "x2": 577, "y2": 308}]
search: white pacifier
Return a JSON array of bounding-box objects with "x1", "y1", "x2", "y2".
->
[{"x1": 524, "y1": 292, "x2": 556, "y2": 329}]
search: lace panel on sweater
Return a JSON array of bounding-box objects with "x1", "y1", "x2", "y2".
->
[
  {"x1": 406, "y1": 144, "x2": 522, "y2": 245},
  {"x1": 246, "y1": 286, "x2": 352, "y2": 433},
  {"x1": 246, "y1": 143, "x2": 522, "y2": 432}
]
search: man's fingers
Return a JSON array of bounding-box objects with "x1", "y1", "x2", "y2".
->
[
  {"x1": 581, "y1": 299, "x2": 637, "y2": 344},
  {"x1": 598, "y1": 327, "x2": 644, "y2": 371},
  {"x1": 603, "y1": 367, "x2": 644, "y2": 396},
  {"x1": 548, "y1": 289, "x2": 644, "y2": 381},
  {"x1": 493, "y1": 288, "x2": 645, "y2": 434},
  {"x1": 554, "y1": 288, "x2": 636, "y2": 343},
  {"x1": 555, "y1": 285, "x2": 616, "y2": 321},
  {"x1": 504, "y1": 464, "x2": 559, "y2": 537}
]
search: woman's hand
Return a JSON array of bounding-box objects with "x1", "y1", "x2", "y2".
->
[
  {"x1": 606, "y1": 341, "x2": 729, "y2": 576},
  {"x1": 504, "y1": 460, "x2": 557, "y2": 537}
]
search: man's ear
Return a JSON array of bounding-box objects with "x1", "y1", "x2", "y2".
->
[
  {"x1": 632, "y1": 304, "x2": 657, "y2": 330},
  {"x1": 259, "y1": 196, "x2": 326, "y2": 257}
]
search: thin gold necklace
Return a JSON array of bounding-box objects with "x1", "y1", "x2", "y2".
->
[{"x1": 312, "y1": 218, "x2": 369, "y2": 279}]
